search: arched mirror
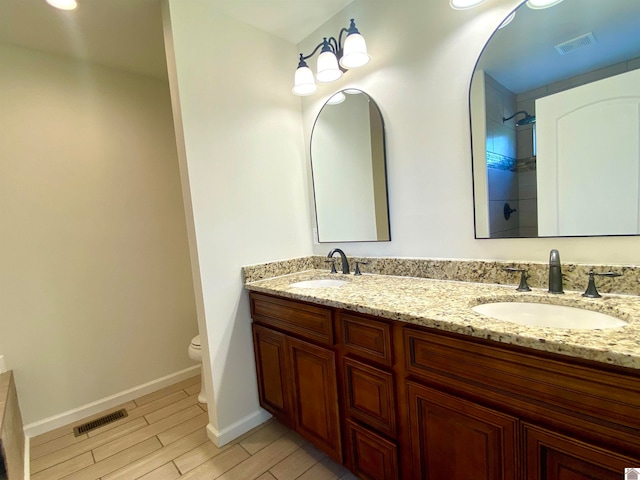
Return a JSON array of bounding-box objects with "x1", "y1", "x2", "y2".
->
[
  {"x1": 471, "y1": 0, "x2": 640, "y2": 238},
  {"x1": 310, "y1": 89, "x2": 391, "y2": 242}
]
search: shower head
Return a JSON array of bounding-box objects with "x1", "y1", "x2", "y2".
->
[{"x1": 502, "y1": 110, "x2": 536, "y2": 127}]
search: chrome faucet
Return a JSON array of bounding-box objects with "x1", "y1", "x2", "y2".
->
[
  {"x1": 548, "y1": 249, "x2": 564, "y2": 294},
  {"x1": 327, "y1": 248, "x2": 350, "y2": 274}
]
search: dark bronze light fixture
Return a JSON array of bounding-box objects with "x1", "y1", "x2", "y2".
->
[{"x1": 292, "y1": 19, "x2": 370, "y2": 96}]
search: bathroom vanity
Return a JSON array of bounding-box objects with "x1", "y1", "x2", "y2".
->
[{"x1": 246, "y1": 267, "x2": 640, "y2": 480}]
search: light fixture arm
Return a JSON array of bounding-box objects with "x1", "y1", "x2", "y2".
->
[
  {"x1": 297, "y1": 19, "x2": 360, "y2": 66},
  {"x1": 292, "y1": 18, "x2": 370, "y2": 96}
]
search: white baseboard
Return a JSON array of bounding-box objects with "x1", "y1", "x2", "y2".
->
[
  {"x1": 206, "y1": 409, "x2": 272, "y2": 447},
  {"x1": 23, "y1": 365, "x2": 201, "y2": 439}
]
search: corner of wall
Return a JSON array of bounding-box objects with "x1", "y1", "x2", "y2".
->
[{"x1": 205, "y1": 409, "x2": 272, "y2": 447}]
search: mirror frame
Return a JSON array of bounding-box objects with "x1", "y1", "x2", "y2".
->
[{"x1": 310, "y1": 89, "x2": 391, "y2": 243}]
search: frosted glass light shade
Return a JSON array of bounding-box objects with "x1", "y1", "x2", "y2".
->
[
  {"x1": 46, "y1": 0, "x2": 78, "y2": 9},
  {"x1": 526, "y1": 0, "x2": 563, "y2": 8},
  {"x1": 450, "y1": 0, "x2": 486, "y2": 9},
  {"x1": 316, "y1": 51, "x2": 343, "y2": 83},
  {"x1": 292, "y1": 66, "x2": 318, "y2": 96},
  {"x1": 340, "y1": 34, "x2": 370, "y2": 69}
]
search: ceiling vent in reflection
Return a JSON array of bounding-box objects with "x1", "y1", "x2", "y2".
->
[{"x1": 554, "y1": 32, "x2": 596, "y2": 55}]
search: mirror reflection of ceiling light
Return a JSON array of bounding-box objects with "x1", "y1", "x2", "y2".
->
[
  {"x1": 526, "y1": 0, "x2": 564, "y2": 9},
  {"x1": 449, "y1": 0, "x2": 487, "y2": 10},
  {"x1": 327, "y1": 92, "x2": 346, "y2": 105},
  {"x1": 499, "y1": 11, "x2": 516, "y2": 29},
  {"x1": 46, "y1": 0, "x2": 78, "y2": 10},
  {"x1": 292, "y1": 19, "x2": 370, "y2": 96}
]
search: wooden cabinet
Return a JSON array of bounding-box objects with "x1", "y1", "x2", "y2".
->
[
  {"x1": 407, "y1": 381, "x2": 518, "y2": 480},
  {"x1": 288, "y1": 336, "x2": 341, "y2": 461},
  {"x1": 404, "y1": 326, "x2": 640, "y2": 479},
  {"x1": 346, "y1": 420, "x2": 399, "y2": 480},
  {"x1": 522, "y1": 423, "x2": 637, "y2": 480},
  {"x1": 250, "y1": 291, "x2": 640, "y2": 480},
  {"x1": 250, "y1": 293, "x2": 342, "y2": 463},
  {"x1": 338, "y1": 311, "x2": 401, "y2": 479},
  {"x1": 251, "y1": 324, "x2": 292, "y2": 427}
]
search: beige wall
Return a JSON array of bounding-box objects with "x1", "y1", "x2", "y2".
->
[
  {"x1": 0, "y1": 44, "x2": 197, "y2": 424},
  {"x1": 302, "y1": 0, "x2": 640, "y2": 265}
]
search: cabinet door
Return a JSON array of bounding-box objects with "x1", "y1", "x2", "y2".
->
[
  {"x1": 523, "y1": 423, "x2": 637, "y2": 480},
  {"x1": 407, "y1": 381, "x2": 518, "y2": 480},
  {"x1": 347, "y1": 420, "x2": 399, "y2": 480},
  {"x1": 288, "y1": 336, "x2": 342, "y2": 462},
  {"x1": 252, "y1": 324, "x2": 293, "y2": 427}
]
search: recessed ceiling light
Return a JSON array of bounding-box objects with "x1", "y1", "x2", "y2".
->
[
  {"x1": 450, "y1": 0, "x2": 487, "y2": 10},
  {"x1": 46, "y1": 0, "x2": 78, "y2": 11},
  {"x1": 526, "y1": 0, "x2": 563, "y2": 9}
]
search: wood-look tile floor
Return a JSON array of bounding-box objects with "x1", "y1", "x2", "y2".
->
[{"x1": 30, "y1": 375, "x2": 357, "y2": 480}]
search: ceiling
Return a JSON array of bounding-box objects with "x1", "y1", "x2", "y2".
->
[{"x1": 0, "y1": 0, "x2": 354, "y2": 80}]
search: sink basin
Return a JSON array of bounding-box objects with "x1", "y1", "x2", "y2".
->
[
  {"x1": 472, "y1": 302, "x2": 627, "y2": 330},
  {"x1": 289, "y1": 279, "x2": 348, "y2": 288}
]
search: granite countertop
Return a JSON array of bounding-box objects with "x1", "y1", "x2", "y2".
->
[{"x1": 245, "y1": 269, "x2": 640, "y2": 370}]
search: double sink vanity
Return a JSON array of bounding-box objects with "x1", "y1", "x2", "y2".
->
[{"x1": 244, "y1": 254, "x2": 640, "y2": 480}]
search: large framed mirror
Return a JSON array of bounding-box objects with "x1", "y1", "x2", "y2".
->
[
  {"x1": 471, "y1": 0, "x2": 640, "y2": 238},
  {"x1": 310, "y1": 89, "x2": 391, "y2": 242}
]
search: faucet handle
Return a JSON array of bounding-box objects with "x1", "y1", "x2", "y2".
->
[
  {"x1": 325, "y1": 259, "x2": 337, "y2": 274},
  {"x1": 354, "y1": 261, "x2": 368, "y2": 276},
  {"x1": 582, "y1": 270, "x2": 623, "y2": 298},
  {"x1": 503, "y1": 267, "x2": 531, "y2": 292}
]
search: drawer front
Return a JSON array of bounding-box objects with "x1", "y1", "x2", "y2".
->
[
  {"x1": 346, "y1": 421, "x2": 399, "y2": 480},
  {"x1": 250, "y1": 293, "x2": 333, "y2": 345},
  {"x1": 343, "y1": 357, "x2": 396, "y2": 437},
  {"x1": 339, "y1": 312, "x2": 392, "y2": 367},
  {"x1": 404, "y1": 327, "x2": 640, "y2": 449}
]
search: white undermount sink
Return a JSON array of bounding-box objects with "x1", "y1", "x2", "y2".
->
[
  {"x1": 289, "y1": 279, "x2": 348, "y2": 288},
  {"x1": 472, "y1": 302, "x2": 627, "y2": 330}
]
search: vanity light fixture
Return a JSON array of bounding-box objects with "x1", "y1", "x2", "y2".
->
[
  {"x1": 449, "y1": 0, "x2": 487, "y2": 10},
  {"x1": 292, "y1": 18, "x2": 370, "y2": 96},
  {"x1": 526, "y1": 0, "x2": 564, "y2": 9},
  {"x1": 46, "y1": 0, "x2": 78, "y2": 10}
]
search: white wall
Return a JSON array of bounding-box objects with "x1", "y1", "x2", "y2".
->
[
  {"x1": 0, "y1": 44, "x2": 197, "y2": 424},
  {"x1": 163, "y1": 0, "x2": 312, "y2": 444},
  {"x1": 301, "y1": 0, "x2": 640, "y2": 265}
]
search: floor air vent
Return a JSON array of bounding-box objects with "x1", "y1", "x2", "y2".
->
[{"x1": 73, "y1": 409, "x2": 128, "y2": 436}]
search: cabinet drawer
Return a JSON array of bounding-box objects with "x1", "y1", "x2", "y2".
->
[
  {"x1": 404, "y1": 327, "x2": 640, "y2": 452},
  {"x1": 343, "y1": 357, "x2": 396, "y2": 437},
  {"x1": 339, "y1": 312, "x2": 392, "y2": 367},
  {"x1": 346, "y1": 421, "x2": 399, "y2": 480},
  {"x1": 250, "y1": 293, "x2": 334, "y2": 345}
]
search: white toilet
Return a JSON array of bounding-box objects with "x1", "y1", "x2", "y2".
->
[{"x1": 188, "y1": 335, "x2": 207, "y2": 404}]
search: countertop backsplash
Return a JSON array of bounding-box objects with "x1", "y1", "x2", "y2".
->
[{"x1": 243, "y1": 255, "x2": 640, "y2": 296}]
